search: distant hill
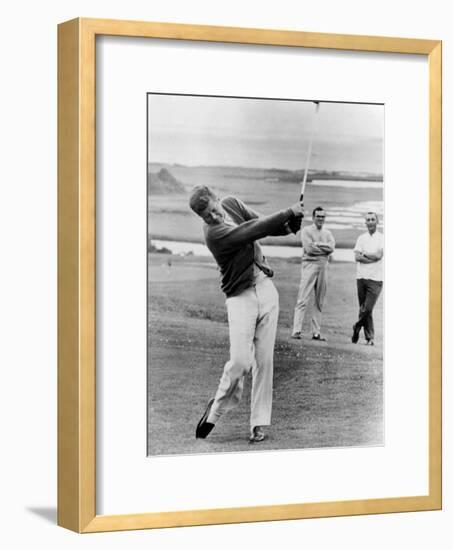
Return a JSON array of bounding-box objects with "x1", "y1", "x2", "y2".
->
[
  {"x1": 148, "y1": 163, "x2": 382, "y2": 183},
  {"x1": 148, "y1": 168, "x2": 185, "y2": 194}
]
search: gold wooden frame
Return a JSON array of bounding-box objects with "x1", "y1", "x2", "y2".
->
[{"x1": 58, "y1": 18, "x2": 442, "y2": 533}]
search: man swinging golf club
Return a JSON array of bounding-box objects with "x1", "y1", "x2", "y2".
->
[{"x1": 189, "y1": 186, "x2": 304, "y2": 443}]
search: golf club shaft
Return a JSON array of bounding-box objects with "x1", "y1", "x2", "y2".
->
[{"x1": 300, "y1": 101, "x2": 320, "y2": 202}]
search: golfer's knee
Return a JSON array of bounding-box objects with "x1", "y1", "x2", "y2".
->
[{"x1": 228, "y1": 358, "x2": 250, "y2": 378}]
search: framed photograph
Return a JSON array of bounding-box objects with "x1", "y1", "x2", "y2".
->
[{"x1": 58, "y1": 18, "x2": 442, "y2": 533}]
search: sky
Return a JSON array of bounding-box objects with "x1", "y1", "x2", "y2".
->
[{"x1": 147, "y1": 94, "x2": 384, "y2": 173}]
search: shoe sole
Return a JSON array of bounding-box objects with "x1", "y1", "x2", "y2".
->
[{"x1": 249, "y1": 434, "x2": 266, "y2": 443}]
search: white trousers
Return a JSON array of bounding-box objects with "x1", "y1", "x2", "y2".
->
[
  {"x1": 292, "y1": 261, "x2": 327, "y2": 335},
  {"x1": 208, "y1": 276, "x2": 279, "y2": 428}
]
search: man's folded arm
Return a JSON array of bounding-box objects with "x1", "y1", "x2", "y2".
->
[
  {"x1": 317, "y1": 231, "x2": 335, "y2": 254},
  {"x1": 317, "y1": 243, "x2": 335, "y2": 254},
  {"x1": 364, "y1": 249, "x2": 383, "y2": 261},
  {"x1": 301, "y1": 232, "x2": 324, "y2": 256},
  {"x1": 355, "y1": 251, "x2": 375, "y2": 263}
]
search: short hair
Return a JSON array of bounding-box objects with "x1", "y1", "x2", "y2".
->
[
  {"x1": 189, "y1": 185, "x2": 217, "y2": 216},
  {"x1": 312, "y1": 206, "x2": 325, "y2": 217},
  {"x1": 366, "y1": 211, "x2": 379, "y2": 223}
]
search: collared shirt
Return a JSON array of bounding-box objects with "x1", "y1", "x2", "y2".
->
[{"x1": 354, "y1": 231, "x2": 384, "y2": 281}]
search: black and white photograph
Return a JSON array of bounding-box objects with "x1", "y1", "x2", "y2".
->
[{"x1": 147, "y1": 93, "x2": 384, "y2": 456}]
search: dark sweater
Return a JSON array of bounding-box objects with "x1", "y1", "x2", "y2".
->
[{"x1": 203, "y1": 196, "x2": 296, "y2": 297}]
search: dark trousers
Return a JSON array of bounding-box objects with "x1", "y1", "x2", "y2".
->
[{"x1": 355, "y1": 278, "x2": 383, "y2": 340}]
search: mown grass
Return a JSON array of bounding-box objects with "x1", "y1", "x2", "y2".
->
[{"x1": 147, "y1": 253, "x2": 383, "y2": 455}]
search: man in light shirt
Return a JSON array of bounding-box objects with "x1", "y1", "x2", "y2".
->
[
  {"x1": 291, "y1": 206, "x2": 335, "y2": 341},
  {"x1": 352, "y1": 212, "x2": 384, "y2": 345}
]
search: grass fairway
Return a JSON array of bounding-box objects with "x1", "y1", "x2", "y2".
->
[{"x1": 147, "y1": 253, "x2": 383, "y2": 455}]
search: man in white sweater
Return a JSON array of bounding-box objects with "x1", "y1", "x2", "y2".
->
[
  {"x1": 351, "y1": 212, "x2": 384, "y2": 345},
  {"x1": 291, "y1": 206, "x2": 335, "y2": 341}
]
